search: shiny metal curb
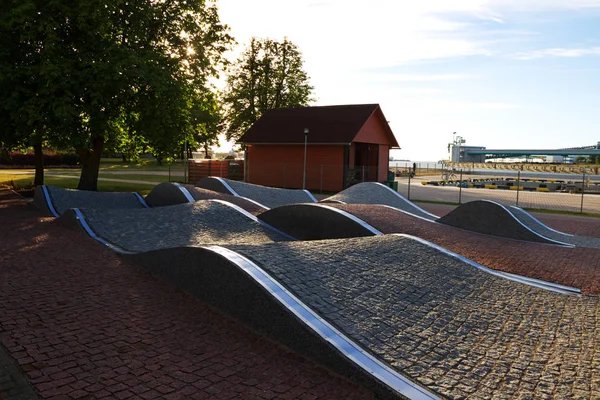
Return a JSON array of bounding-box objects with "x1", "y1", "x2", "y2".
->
[
  {"x1": 509, "y1": 206, "x2": 575, "y2": 237},
  {"x1": 133, "y1": 192, "x2": 149, "y2": 208},
  {"x1": 303, "y1": 189, "x2": 318, "y2": 202},
  {"x1": 72, "y1": 208, "x2": 134, "y2": 254},
  {"x1": 393, "y1": 233, "x2": 579, "y2": 295},
  {"x1": 203, "y1": 245, "x2": 441, "y2": 400},
  {"x1": 208, "y1": 199, "x2": 296, "y2": 240},
  {"x1": 373, "y1": 182, "x2": 439, "y2": 219},
  {"x1": 41, "y1": 185, "x2": 60, "y2": 217},
  {"x1": 309, "y1": 204, "x2": 383, "y2": 235},
  {"x1": 483, "y1": 200, "x2": 574, "y2": 247},
  {"x1": 173, "y1": 182, "x2": 196, "y2": 203},
  {"x1": 212, "y1": 176, "x2": 240, "y2": 196}
]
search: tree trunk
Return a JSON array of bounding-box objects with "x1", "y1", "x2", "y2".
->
[
  {"x1": 77, "y1": 136, "x2": 104, "y2": 191},
  {"x1": 33, "y1": 143, "x2": 44, "y2": 186}
]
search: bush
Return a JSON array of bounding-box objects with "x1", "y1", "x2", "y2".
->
[{"x1": 0, "y1": 152, "x2": 79, "y2": 166}]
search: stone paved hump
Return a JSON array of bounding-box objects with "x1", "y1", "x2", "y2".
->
[
  {"x1": 183, "y1": 185, "x2": 268, "y2": 215},
  {"x1": 225, "y1": 236, "x2": 600, "y2": 399},
  {"x1": 33, "y1": 185, "x2": 147, "y2": 216},
  {"x1": 196, "y1": 177, "x2": 317, "y2": 209},
  {"x1": 326, "y1": 203, "x2": 600, "y2": 294},
  {"x1": 67, "y1": 200, "x2": 291, "y2": 252},
  {"x1": 322, "y1": 182, "x2": 438, "y2": 220},
  {"x1": 257, "y1": 203, "x2": 381, "y2": 240},
  {"x1": 144, "y1": 182, "x2": 267, "y2": 214},
  {"x1": 510, "y1": 206, "x2": 600, "y2": 248},
  {"x1": 437, "y1": 200, "x2": 569, "y2": 245}
]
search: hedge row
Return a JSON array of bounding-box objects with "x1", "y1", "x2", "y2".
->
[{"x1": 0, "y1": 152, "x2": 79, "y2": 166}]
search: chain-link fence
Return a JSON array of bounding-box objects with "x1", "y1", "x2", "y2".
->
[{"x1": 396, "y1": 169, "x2": 600, "y2": 214}]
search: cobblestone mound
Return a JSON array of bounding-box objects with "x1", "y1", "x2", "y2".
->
[
  {"x1": 33, "y1": 185, "x2": 147, "y2": 216},
  {"x1": 257, "y1": 203, "x2": 381, "y2": 240},
  {"x1": 144, "y1": 182, "x2": 267, "y2": 214},
  {"x1": 437, "y1": 200, "x2": 570, "y2": 245},
  {"x1": 62, "y1": 200, "x2": 291, "y2": 252},
  {"x1": 195, "y1": 177, "x2": 317, "y2": 209},
  {"x1": 322, "y1": 182, "x2": 438, "y2": 220},
  {"x1": 325, "y1": 203, "x2": 600, "y2": 294},
  {"x1": 130, "y1": 235, "x2": 600, "y2": 399},
  {"x1": 510, "y1": 206, "x2": 600, "y2": 248}
]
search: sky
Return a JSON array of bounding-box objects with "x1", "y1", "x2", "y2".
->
[{"x1": 216, "y1": 0, "x2": 600, "y2": 161}]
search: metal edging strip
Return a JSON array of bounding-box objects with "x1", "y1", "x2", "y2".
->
[
  {"x1": 373, "y1": 182, "x2": 439, "y2": 219},
  {"x1": 173, "y1": 182, "x2": 196, "y2": 203},
  {"x1": 202, "y1": 245, "x2": 441, "y2": 400},
  {"x1": 391, "y1": 233, "x2": 577, "y2": 295},
  {"x1": 72, "y1": 209, "x2": 134, "y2": 254},
  {"x1": 207, "y1": 199, "x2": 296, "y2": 240},
  {"x1": 322, "y1": 199, "x2": 347, "y2": 204},
  {"x1": 481, "y1": 200, "x2": 574, "y2": 247},
  {"x1": 212, "y1": 176, "x2": 239, "y2": 196},
  {"x1": 133, "y1": 192, "x2": 150, "y2": 208},
  {"x1": 509, "y1": 206, "x2": 575, "y2": 237},
  {"x1": 308, "y1": 204, "x2": 383, "y2": 235},
  {"x1": 303, "y1": 189, "x2": 318, "y2": 202},
  {"x1": 237, "y1": 195, "x2": 270, "y2": 210},
  {"x1": 378, "y1": 204, "x2": 437, "y2": 224},
  {"x1": 41, "y1": 185, "x2": 60, "y2": 217}
]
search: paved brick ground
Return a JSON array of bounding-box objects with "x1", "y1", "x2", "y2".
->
[
  {"x1": 0, "y1": 190, "x2": 373, "y2": 400},
  {"x1": 331, "y1": 204, "x2": 600, "y2": 294}
]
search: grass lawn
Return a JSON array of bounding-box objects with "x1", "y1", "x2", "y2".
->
[
  {"x1": 99, "y1": 158, "x2": 185, "y2": 172},
  {"x1": 0, "y1": 171, "x2": 156, "y2": 196}
]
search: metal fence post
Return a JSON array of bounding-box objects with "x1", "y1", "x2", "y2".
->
[
  {"x1": 283, "y1": 163, "x2": 286, "y2": 188},
  {"x1": 168, "y1": 164, "x2": 171, "y2": 182},
  {"x1": 362, "y1": 166, "x2": 365, "y2": 182},
  {"x1": 459, "y1": 169, "x2": 463, "y2": 204},
  {"x1": 220, "y1": 162, "x2": 223, "y2": 177},
  {"x1": 407, "y1": 173, "x2": 411, "y2": 200},
  {"x1": 581, "y1": 172, "x2": 585, "y2": 214},
  {"x1": 516, "y1": 170, "x2": 520, "y2": 206}
]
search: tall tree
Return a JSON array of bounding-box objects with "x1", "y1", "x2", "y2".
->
[
  {"x1": 222, "y1": 37, "x2": 314, "y2": 141},
  {"x1": 1, "y1": 0, "x2": 231, "y2": 190}
]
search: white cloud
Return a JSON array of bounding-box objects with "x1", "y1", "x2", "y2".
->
[{"x1": 514, "y1": 47, "x2": 600, "y2": 60}]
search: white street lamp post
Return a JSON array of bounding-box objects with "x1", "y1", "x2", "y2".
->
[{"x1": 303, "y1": 128, "x2": 308, "y2": 190}]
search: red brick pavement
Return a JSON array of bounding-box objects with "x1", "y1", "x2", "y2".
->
[
  {"x1": 0, "y1": 190, "x2": 374, "y2": 400},
  {"x1": 332, "y1": 204, "x2": 600, "y2": 295}
]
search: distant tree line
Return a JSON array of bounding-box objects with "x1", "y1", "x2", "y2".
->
[{"x1": 0, "y1": 0, "x2": 314, "y2": 190}]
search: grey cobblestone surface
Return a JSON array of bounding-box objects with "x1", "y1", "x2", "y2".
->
[
  {"x1": 510, "y1": 206, "x2": 600, "y2": 248},
  {"x1": 79, "y1": 201, "x2": 290, "y2": 252},
  {"x1": 228, "y1": 235, "x2": 600, "y2": 399},
  {"x1": 222, "y1": 178, "x2": 316, "y2": 208},
  {"x1": 323, "y1": 182, "x2": 437, "y2": 220},
  {"x1": 47, "y1": 185, "x2": 146, "y2": 215}
]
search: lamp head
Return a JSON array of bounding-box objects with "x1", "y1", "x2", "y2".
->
[{"x1": 304, "y1": 128, "x2": 309, "y2": 134}]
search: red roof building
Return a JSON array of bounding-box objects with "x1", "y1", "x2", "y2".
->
[{"x1": 238, "y1": 104, "x2": 400, "y2": 192}]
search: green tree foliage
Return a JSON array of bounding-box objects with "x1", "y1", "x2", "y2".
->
[
  {"x1": 222, "y1": 37, "x2": 314, "y2": 141},
  {"x1": 0, "y1": 0, "x2": 231, "y2": 190}
]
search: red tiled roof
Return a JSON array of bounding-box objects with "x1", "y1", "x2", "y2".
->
[{"x1": 238, "y1": 104, "x2": 400, "y2": 147}]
